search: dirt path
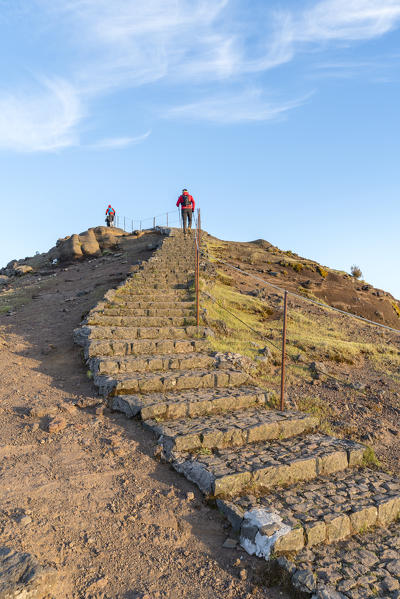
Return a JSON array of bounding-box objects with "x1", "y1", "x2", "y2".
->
[{"x1": 0, "y1": 238, "x2": 288, "y2": 598}]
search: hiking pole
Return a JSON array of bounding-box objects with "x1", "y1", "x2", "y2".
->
[{"x1": 280, "y1": 291, "x2": 288, "y2": 411}]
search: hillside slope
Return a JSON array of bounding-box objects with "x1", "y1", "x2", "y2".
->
[{"x1": 207, "y1": 235, "x2": 400, "y2": 329}]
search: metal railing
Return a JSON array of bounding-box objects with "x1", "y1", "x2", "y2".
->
[
  {"x1": 193, "y1": 209, "x2": 201, "y2": 327},
  {"x1": 108, "y1": 210, "x2": 182, "y2": 232}
]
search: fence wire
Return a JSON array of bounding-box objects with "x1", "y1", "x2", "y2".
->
[{"x1": 199, "y1": 254, "x2": 400, "y2": 409}]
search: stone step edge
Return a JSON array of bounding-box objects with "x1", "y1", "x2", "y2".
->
[
  {"x1": 88, "y1": 353, "x2": 216, "y2": 375},
  {"x1": 83, "y1": 339, "x2": 209, "y2": 359},
  {"x1": 146, "y1": 413, "x2": 319, "y2": 456},
  {"x1": 217, "y1": 488, "x2": 400, "y2": 559},
  {"x1": 107, "y1": 300, "x2": 196, "y2": 307},
  {"x1": 85, "y1": 317, "x2": 196, "y2": 327},
  {"x1": 97, "y1": 368, "x2": 250, "y2": 397},
  {"x1": 73, "y1": 325, "x2": 211, "y2": 346},
  {"x1": 170, "y1": 442, "x2": 367, "y2": 499},
  {"x1": 110, "y1": 387, "x2": 269, "y2": 421}
]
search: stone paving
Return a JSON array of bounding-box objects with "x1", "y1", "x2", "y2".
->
[
  {"x1": 111, "y1": 385, "x2": 268, "y2": 420},
  {"x1": 89, "y1": 352, "x2": 216, "y2": 375},
  {"x1": 282, "y1": 520, "x2": 400, "y2": 598},
  {"x1": 95, "y1": 367, "x2": 249, "y2": 396},
  {"x1": 145, "y1": 409, "x2": 318, "y2": 455},
  {"x1": 218, "y1": 468, "x2": 400, "y2": 557},
  {"x1": 171, "y1": 434, "x2": 366, "y2": 497},
  {"x1": 74, "y1": 227, "x2": 400, "y2": 598}
]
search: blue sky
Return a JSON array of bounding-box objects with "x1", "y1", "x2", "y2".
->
[{"x1": 0, "y1": 0, "x2": 399, "y2": 297}]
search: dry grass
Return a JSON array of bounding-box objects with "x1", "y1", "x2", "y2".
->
[{"x1": 202, "y1": 239, "x2": 400, "y2": 389}]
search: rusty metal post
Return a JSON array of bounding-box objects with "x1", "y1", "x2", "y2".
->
[
  {"x1": 195, "y1": 243, "x2": 200, "y2": 327},
  {"x1": 280, "y1": 291, "x2": 288, "y2": 411},
  {"x1": 197, "y1": 208, "x2": 201, "y2": 246}
]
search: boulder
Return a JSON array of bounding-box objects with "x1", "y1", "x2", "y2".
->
[
  {"x1": 14, "y1": 265, "x2": 33, "y2": 276},
  {"x1": 0, "y1": 546, "x2": 57, "y2": 599},
  {"x1": 58, "y1": 234, "x2": 83, "y2": 262},
  {"x1": 79, "y1": 229, "x2": 101, "y2": 257},
  {"x1": 93, "y1": 226, "x2": 121, "y2": 250}
]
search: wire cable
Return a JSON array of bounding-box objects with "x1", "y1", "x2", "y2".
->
[
  {"x1": 217, "y1": 259, "x2": 400, "y2": 337},
  {"x1": 201, "y1": 289, "x2": 282, "y2": 353}
]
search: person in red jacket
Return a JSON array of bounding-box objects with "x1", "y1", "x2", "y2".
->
[
  {"x1": 105, "y1": 205, "x2": 115, "y2": 227},
  {"x1": 176, "y1": 189, "x2": 195, "y2": 235}
]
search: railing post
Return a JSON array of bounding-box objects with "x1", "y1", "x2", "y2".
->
[
  {"x1": 124, "y1": 216, "x2": 126, "y2": 231},
  {"x1": 166, "y1": 212, "x2": 168, "y2": 226},
  {"x1": 131, "y1": 219, "x2": 133, "y2": 233},
  {"x1": 153, "y1": 216, "x2": 156, "y2": 229},
  {"x1": 197, "y1": 208, "x2": 201, "y2": 246},
  {"x1": 280, "y1": 291, "x2": 288, "y2": 411},
  {"x1": 195, "y1": 243, "x2": 200, "y2": 327},
  {"x1": 140, "y1": 220, "x2": 142, "y2": 231}
]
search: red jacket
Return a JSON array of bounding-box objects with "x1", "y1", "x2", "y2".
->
[
  {"x1": 176, "y1": 194, "x2": 195, "y2": 211},
  {"x1": 106, "y1": 206, "x2": 115, "y2": 216}
]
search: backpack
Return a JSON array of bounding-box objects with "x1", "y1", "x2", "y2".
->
[{"x1": 182, "y1": 194, "x2": 191, "y2": 208}]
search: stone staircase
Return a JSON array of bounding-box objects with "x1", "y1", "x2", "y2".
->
[{"x1": 74, "y1": 228, "x2": 400, "y2": 599}]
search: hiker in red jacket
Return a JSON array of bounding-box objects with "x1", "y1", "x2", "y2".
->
[
  {"x1": 176, "y1": 189, "x2": 195, "y2": 235},
  {"x1": 105, "y1": 205, "x2": 115, "y2": 227}
]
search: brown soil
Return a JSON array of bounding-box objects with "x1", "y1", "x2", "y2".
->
[
  {"x1": 0, "y1": 232, "x2": 287, "y2": 599},
  {"x1": 206, "y1": 234, "x2": 400, "y2": 474},
  {"x1": 210, "y1": 237, "x2": 400, "y2": 328}
]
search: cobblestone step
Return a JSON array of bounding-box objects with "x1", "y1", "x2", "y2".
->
[
  {"x1": 111, "y1": 386, "x2": 269, "y2": 420},
  {"x1": 284, "y1": 520, "x2": 400, "y2": 598},
  {"x1": 86, "y1": 315, "x2": 195, "y2": 327},
  {"x1": 131, "y1": 277, "x2": 192, "y2": 285},
  {"x1": 109, "y1": 299, "x2": 195, "y2": 308},
  {"x1": 84, "y1": 338, "x2": 208, "y2": 358},
  {"x1": 114, "y1": 288, "x2": 192, "y2": 298},
  {"x1": 74, "y1": 324, "x2": 209, "y2": 342},
  {"x1": 90, "y1": 352, "x2": 215, "y2": 375},
  {"x1": 146, "y1": 409, "x2": 318, "y2": 455},
  {"x1": 98, "y1": 367, "x2": 249, "y2": 396},
  {"x1": 171, "y1": 434, "x2": 366, "y2": 498},
  {"x1": 217, "y1": 468, "x2": 400, "y2": 559},
  {"x1": 120, "y1": 282, "x2": 190, "y2": 291},
  {"x1": 100, "y1": 307, "x2": 194, "y2": 317}
]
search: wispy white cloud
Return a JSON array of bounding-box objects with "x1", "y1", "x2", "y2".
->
[
  {"x1": 88, "y1": 131, "x2": 151, "y2": 150},
  {"x1": 299, "y1": 0, "x2": 400, "y2": 42},
  {"x1": 0, "y1": 77, "x2": 83, "y2": 152},
  {"x1": 1, "y1": 0, "x2": 400, "y2": 152},
  {"x1": 167, "y1": 89, "x2": 312, "y2": 124}
]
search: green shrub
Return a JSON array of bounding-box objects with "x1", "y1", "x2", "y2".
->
[
  {"x1": 292, "y1": 262, "x2": 303, "y2": 273},
  {"x1": 392, "y1": 302, "x2": 400, "y2": 318},
  {"x1": 350, "y1": 265, "x2": 362, "y2": 279}
]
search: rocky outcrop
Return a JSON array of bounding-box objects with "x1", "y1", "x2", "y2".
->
[
  {"x1": 53, "y1": 226, "x2": 128, "y2": 262},
  {"x1": 0, "y1": 226, "x2": 140, "y2": 277}
]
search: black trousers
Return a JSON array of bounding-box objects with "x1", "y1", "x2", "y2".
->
[{"x1": 182, "y1": 209, "x2": 192, "y2": 231}]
